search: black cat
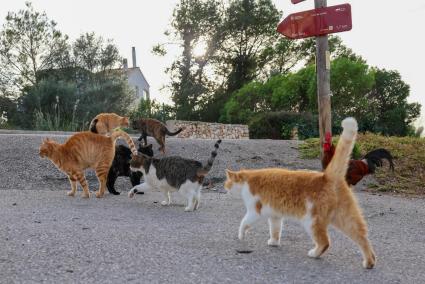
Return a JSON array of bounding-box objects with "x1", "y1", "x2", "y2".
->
[{"x1": 107, "y1": 143, "x2": 154, "y2": 195}]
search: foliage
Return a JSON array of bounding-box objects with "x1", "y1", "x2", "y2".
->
[
  {"x1": 222, "y1": 55, "x2": 421, "y2": 137},
  {"x1": 0, "y1": 95, "x2": 18, "y2": 128},
  {"x1": 0, "y1": 2, "x2": 68, "y2": 91},
  {"x1": 72, "y1": 32, "x2": 120, "y2": 73},
  {"x1": 299, "y1": 133, "x2": 425, "y2": 195},
  {"x1": 329, "y1": 57, "x2": 375, "y2": 131},
  {"x1": 299, "y1": 35, "x2": 366, "y2": 64},
  {"x1": 248, "y1": 111, "x2": 318, "y2": 140},
  {"x1": 131, "y1": 99, "x2": 175, "y2": 122},
  {"x1": 368, "y1": 69, "x2": 421, "y2": 136},
  {"x1": 157, "y1": 0, "x2": 311, "y2": 122},
  {"x1": 0, "y1": 3, "x2": 135, "y2": 130},
  {"x1": 220, "y1": 0, "x2": 281, "y2": 93},
  {"x1": 17, "y1": 73, "x2": 134, "y2": 130},
  {"x1": 163, "y1": 0, "x2": 224, "y2": 120},
  {"x1": 221, "y1": 81, "x2": 272, "y2": 124}
]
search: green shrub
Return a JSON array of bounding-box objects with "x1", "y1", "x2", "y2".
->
[
  {"x1": 130, "y1": 99, "x2": 175, "y2": 122},
  {"x1": 248, "y1": 111, "x2": 318, "y2": 140}
]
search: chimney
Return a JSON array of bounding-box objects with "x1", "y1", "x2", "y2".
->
[
  {"x1": 123, "y1": 58, "x2": 128, "y2": 70},
  {"x1": 132, "y1": 47, "x2": 137, "y2": 68}
]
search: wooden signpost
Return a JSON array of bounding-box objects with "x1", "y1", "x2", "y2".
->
[{"x1": 277, "y1": 1, "x2": 352, "y2": 167}]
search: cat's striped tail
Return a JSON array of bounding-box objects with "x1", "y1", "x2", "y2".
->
[
  {"x1": 199, "y1": 139, "x2": 222, "y2": 176},
  {"x1": 324, "y1": 118, "x2": 358, "y2": 184},
  {"x1": 110, "y1": 130, "x2": 137, "y2": 155}
]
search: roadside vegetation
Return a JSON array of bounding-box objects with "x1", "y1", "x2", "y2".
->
[{"x1": 299, "y1": 133, "x2": 425, "y2": 195}]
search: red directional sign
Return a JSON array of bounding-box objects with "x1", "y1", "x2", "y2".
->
[
  {"x1": 277, "y1": 3, "x2": 352, "y2": 39},
  {"x1": 291, "y1": 0, "x2": 307, "y2": 4}
]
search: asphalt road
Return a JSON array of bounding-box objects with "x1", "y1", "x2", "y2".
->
[{"x1": 0, "y1": 133, "x2": 424, "y2": 283}]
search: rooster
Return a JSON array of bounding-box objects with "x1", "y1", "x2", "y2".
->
[{"x1": 322, "y1": 132, "x2": 395, "y2": 185}]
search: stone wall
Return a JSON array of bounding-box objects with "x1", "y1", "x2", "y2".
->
[{"x1": 166, "y1": 120, "x2": 249, "y2": 139}]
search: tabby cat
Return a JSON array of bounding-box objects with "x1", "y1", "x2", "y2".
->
[
  {"x1": 107, "y1": 143, "x2": 154, "y2": 195},
  {"x1": 132, "y1": 118, "x2": 183, "y2": 153},
  {"x1": 128, "y1": 140, "x2": 221, "y2": 211},
  {"x1": 90, "y1": 113, "x2": 129, "y2": 135},
  {"x1": 224, "y1": 118, "x2": 376, "y2": 269},
  {"x1": 39, "y1": 130, "x2": 136, "y2": 198}
]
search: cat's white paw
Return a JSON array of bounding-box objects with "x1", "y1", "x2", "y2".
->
[
  {"x1": 128, "y1": 191, "x2": 135, "y2": 198},
  {"x1": 81, "y1": 192, "x2": 90, "y2": 198},
  {"x1": 363, "y1": 259, "x2": 375, "y2": 269},
  {"x1": 308, "y1": 248, "x2": 320, "y2": 258},
  {"x1": 161, "y1": 200, "x2": 169, "y2": 206},
  {"x1": 184, "y1": 206, "x2": 194, "y2": 212},
  {"x1": 67, "y1": 191, "x2": 75, "y2": 197},
  {"x1": 267, "y1": 238, "x2": 280, "y2": 247}
]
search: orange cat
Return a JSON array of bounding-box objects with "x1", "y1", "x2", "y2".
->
[
  {"x1": 39, "y1": 130, "x2": 136, "y2": 198},
  {"x1": 89, "y1": 113, "x2": 129, "y2": 135},
  {"x1": 224, "y1": 118, "x2": 376, "y2": 269}
]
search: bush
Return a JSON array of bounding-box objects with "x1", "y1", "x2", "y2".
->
[
  {"x1": 16, "y1": 72, "x2": 135, "y2": 130},
  {"x1": 248, "y1": 111, "x2": 319, "y2": 140},
  {"x1": 130, "y1": 99, "x2": 176, "y2": 122}
]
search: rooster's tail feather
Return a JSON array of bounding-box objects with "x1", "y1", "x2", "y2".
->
[{"x1": 364, "y1": 148, "x2": 394, "y2": 173}]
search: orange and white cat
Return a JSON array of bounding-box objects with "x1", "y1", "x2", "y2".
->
[
  {"x1": 39, "y1": 129, "x2": 137, "y2": 198},
  {"x1": 89, "y1": 113, "x2": 129, "y2": 135},
  {"x1": 224, "y1": 118, "x2": 376, "y2": 269}
]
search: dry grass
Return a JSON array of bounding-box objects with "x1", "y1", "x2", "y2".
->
[{"x1": 299, "y1": 133, "x2": 425, "y2": 195}]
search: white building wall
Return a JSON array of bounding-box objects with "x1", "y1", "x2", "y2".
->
[{"x1": 127, "y1": 68, "x2": 150, "y2": 100}]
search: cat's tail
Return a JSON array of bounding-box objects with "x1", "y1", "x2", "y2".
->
[
  {"x1": 198, "y1": 139, "x2": 222, "y2": 176},
  {"x1": 324, "y1": 117, "x2": 358, "y2": 183},
  {"x1": 89, "y1": 118, "x2": 98, "y2": 133},
  {"x1": 110, "y1": 130, "x2": 137, "y2": 155},
  {"x1": 165, "y1": 127, "x2": 183, "y2": 136}
]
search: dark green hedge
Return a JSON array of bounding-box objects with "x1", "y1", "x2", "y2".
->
[{"x1": 248, "y1": 111, "x2": 319, "y2": 140}]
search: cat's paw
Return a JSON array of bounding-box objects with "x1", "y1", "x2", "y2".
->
[
  {"x1": 267, "y1": 238, "x2": 280, "y2": 247},
  {"x1": 161, "y1": 200, "x2": 169, "y2": 206},
  {"x1": 308, "y1": 248, "x2": 321, "y2": 258},
  {"x1": 363, "y1": 260, "x2": 375, "y2": 269},
  {"x1": 81, "y1": 192, "x2": 90, "y2": 198},
  {"x1": 67, "y1": 191, "x2": 75, "y2": 197},
  {"x1": 95, "y1": 191, "x2": 104, "y2": 198},
  {"x1": 128, "y1": 191, "x2": 135, "y2": 198},
  {"x1": 184, "y1": 206, "x2": 194, "y2": 212},
  {"x1": 363, "y1": 257, "x2": 376, "y2": 269}
]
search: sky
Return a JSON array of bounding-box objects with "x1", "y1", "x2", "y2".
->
[{"x1": 1, "y1": 0, "x2": 424, "y2": 127}]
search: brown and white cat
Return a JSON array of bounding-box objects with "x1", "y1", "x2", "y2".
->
[
  {"x1": 224, "y1": 118, "x2": 376, "y2": 269},
  {"x1": 90, "y1": 113, "x2": 130, "y2": 135},
  {"x1": 39, "y1": 130, "x2": 137, "y2": 198},
  {"x1": 132, "y1": 118, "x2": 183, "y2": 154}
]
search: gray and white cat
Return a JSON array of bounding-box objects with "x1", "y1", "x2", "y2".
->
[{"x1": 128, "y1": 140, "x2": 222, "y2": 211}]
